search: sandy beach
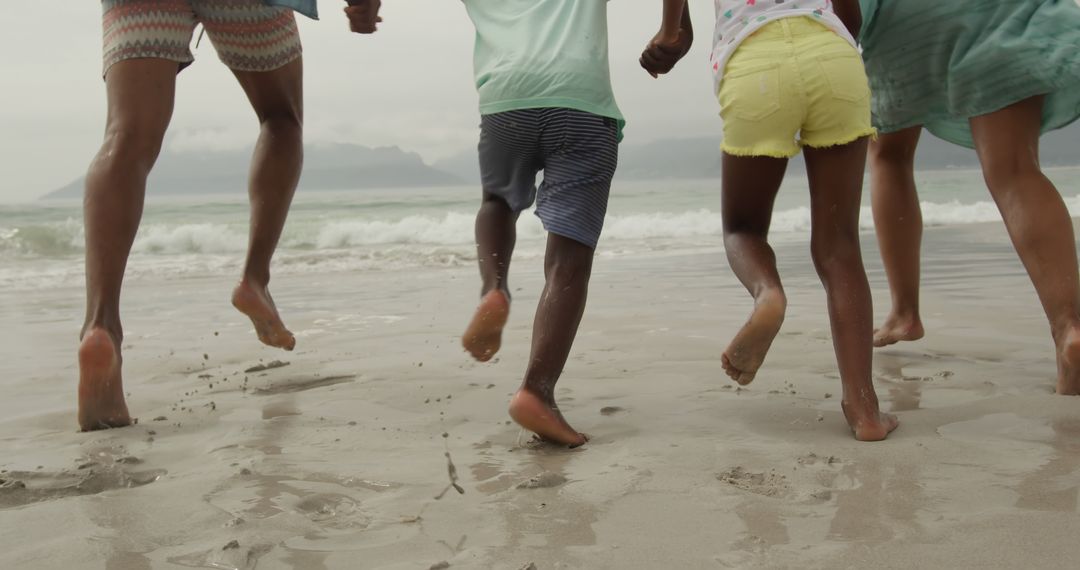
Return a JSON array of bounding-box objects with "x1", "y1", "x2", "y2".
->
[{"x1": 2, "y1": 220, "x2": 1079, "y2": 569}]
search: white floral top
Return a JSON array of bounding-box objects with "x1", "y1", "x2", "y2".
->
[{"x1": 711, "y1": 0, "x2": 857, "y2": 93}]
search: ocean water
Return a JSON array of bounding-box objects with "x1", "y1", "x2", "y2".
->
[{"x1": 3, "y1": 167, "x2": 1079, "y2": 291}]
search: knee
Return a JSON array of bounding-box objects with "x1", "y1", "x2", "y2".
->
[
  {"x1": 258, "y1": 106, "x2": 303, "y2": 139},
  {"x1": 979, "y1": 148, "x2": 1040, "y2": 193},
  {"x1": 869, "y1": 136, "x2": 917, "y2": 171},
  {"x1": 722, "y1": 220, "x2": 769, "y2": 241},
  {"x1": 97, "y1": 121, "x2": 168, "y2": 175},
  {"x1": 545, "y1": 247, "x2": 593, "y2": 285},
  {"x1": 811, "y1": 233, "x2": 861, "y2": 275}
]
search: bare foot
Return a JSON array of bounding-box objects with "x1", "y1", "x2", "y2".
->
[
  {"x1": 1055, "y1": 325, "x2": 1080, "y2": 395},
  {"x1": 722, "y1": 289, "x2": 786, "y2": 385},
  {"x1": 873, "y1": 312, "x2": 924, "y2": 348},
  {"x1": 462, "y1": 289, "x2": 510, "y2": 362},
  {"x1": 78, "y1": 328, "x2": 132, "y2": 432},
  {"x1": 232, "y1": 280, "x2": 295, "y2": 351},
  {"x1": 508, "y1": 388, "x2": 587, "y2": 448},
  {"x1": 841, "y1": 399, "x2": 899, "y2": 442}
]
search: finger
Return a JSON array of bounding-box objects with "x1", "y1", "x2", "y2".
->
[
  {"x1": 345, "y1": 10, "x2": 379, "y2": 33},
  {"x1": 644, "y1": 45, "x2": 674, "y2": 63},
  {"x1": 344, "y1": 6, "x2": 376, "y2": 19},
  {"x1": 654, "y1": 54, "x2": 679, "y2": 71},
  {"x1": 638, "y1": 55, "x2": 659, "y2": 78},
  {"x1": 641, "y1": 50, "x2": 663, "y2": 71},
  {"x1": 349, "y1": 20, "x2": 378, "y2": 34},
  {"x1": 653, "y1": 43, "x2": 684, "y2": 56},
  {"x1": 646, "y1": 49, "x2": 679, "y2": 73}
]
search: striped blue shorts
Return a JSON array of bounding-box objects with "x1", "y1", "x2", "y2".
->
[{"x1": 479, "y1": 108, "x2": 619, "y2": 249}]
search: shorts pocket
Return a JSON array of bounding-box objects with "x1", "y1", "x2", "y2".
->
[
  {"x1": 818, "y1": 53, "x2": 870, "y2": 103},
  {"x1": 720, "y1": 63, "x2": 782, "y2": 121}
]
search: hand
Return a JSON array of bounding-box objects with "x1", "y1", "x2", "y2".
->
[
  {"x1": 640, "y1": 28, "x2": 691, "y2": 78},
  {"x1": 345, "y1": 0, "x2": 382, "y2": 34}
]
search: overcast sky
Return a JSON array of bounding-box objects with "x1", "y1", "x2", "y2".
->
[{"x1": 0, "y1": 1, "x2": 720, "y2": 202}]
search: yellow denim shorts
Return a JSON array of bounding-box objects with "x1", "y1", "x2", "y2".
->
[{"x1": 718, "y1": 17, "x2": 875, "y2": 158}]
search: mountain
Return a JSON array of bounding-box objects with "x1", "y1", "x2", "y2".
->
[
  {"x1": 432, "y1": 122, "x2": 1080, "y2": 186},
  {"x1": 46, "y1": 123, "x2": 1079, "y2": 199},
  {"x1": 43, "y1": 143, "x2": 461, "y2": 199},
  {"x1": 432, "y1": 136, "x2": 727, "y2": 185}
]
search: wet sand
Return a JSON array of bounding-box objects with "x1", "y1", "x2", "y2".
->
[{"x1": 2, "y1": 221, "x2": 1079, "y2": 569}]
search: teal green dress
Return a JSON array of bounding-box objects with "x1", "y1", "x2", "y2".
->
[{"x1": 859, "y1": 0, "x2": 1080, "y2": 148}]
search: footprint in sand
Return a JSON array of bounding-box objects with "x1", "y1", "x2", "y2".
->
[
  {"x1": 168, "y1": 539, "x2": 272, "y2": 570},
  {"x1": 796, "y1": 452, "x2": 843, "y2": 467},
  {"x1": 516, "y1": 472, "x2": 568, "y2": 489},
  {"x1": 471, "y1": 461, "x2": 518, "y2": 495},
  {"x1": 793, "y1": 453, "x2": 847, "y2": 502},
  {"x1": 0, "y1": 452, "x2": 165, "y2": 509},
  {"x1": 292, "y1": 493, "x2": 367, "y2": 529},
  {"x1": 716, "y1": 467, "x2": 789, "y2": 498}
]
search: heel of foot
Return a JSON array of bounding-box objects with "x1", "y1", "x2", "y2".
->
[
  {"x1": 78, "y1": 329, "x2": 131, "y2": 432},
  {"x1": 1060, "y1": 330, "x2": 1080, "y2": 363},
  {"x1": 79, "y1": 329, "x2": 117, "y2": 370},
  {"x1": 873, "y1": 317, "x2": 925, "y2": 347},
  {"x1": 843, "y1": 403, "x2": 898, "y2": 442},
  {"x1": 721, "y1": 293, "x2": 786, "y2": 385},
  {"x1": 1056, "y1": 328, "x2": 1080, "y2": 395},
  {"x1": 462, "y1": 290, "x2": 511, "y2": 362},
  {"x1": 508, "y1": 390, "x2": 586, "y2": 448}
]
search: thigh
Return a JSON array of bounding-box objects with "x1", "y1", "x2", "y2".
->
[
  {"x1": 231, "y1": 57, "x2": 303, "y2": 123},
  {"x1": 721, "y1": 153, "x2": 787, "y2": 236},
  {"x1": 535, "y1": 109, "x2": 619, "y2": 249},
  {"x1": 479, "y1": 111, "x2": 543, "y2": 213},
  {"x1": 804, "y1": 138, "x2": 869, "y2": 240},
  {"x1": 103, "y1": 59, "x2": 180, "y2": 143},
  {"x1": 102, "y1": 0, "x2": 197, "y2": 76},
  {"x1": 193, "y1": 0, "x2": 303, "y2": 72},
  {"x1": 970, "y1": 96, "x2": 1044, "y2": 185},
  {"x1": 869, "y1": 126, "x2": 922, "y2": 165}
]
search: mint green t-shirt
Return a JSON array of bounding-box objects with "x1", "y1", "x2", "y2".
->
[{"x1": 462, "y1": 0, "x2": 625, "y2": 136}]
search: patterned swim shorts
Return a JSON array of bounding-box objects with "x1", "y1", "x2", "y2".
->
[
  {"x1": 101, "y1": 0, "x2": 302, "y2": 76},
  {"x1": 478, "y1": 108, "x2": 619, "y2": 249}
]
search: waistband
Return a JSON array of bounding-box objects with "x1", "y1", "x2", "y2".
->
[{"x1": 750, "y1": 16, "x2": 832, "y2": 40}]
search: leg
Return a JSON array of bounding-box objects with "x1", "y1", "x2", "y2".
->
[
  {"x1": 462, "y1": 193, "x2": 517, "y2": 362},
  {"x1": 719, "y1": 154, "x2": 789, "y2": 385},
  {"x1": 869, "y1": 127, "x2": 926, "y2": 347},
  {"x1": 228, "y1": 58, "x2": 304, "y2": 351},
  {"x1": 508, "y1": 234, "x2": 594, "y2": 447},
  {"x1": 81, "y1": 59, "x2": 179, "y2": 431},
  {"x1": 506, "y1": 108, "x2": 615, "y2": 447},
  {"x1": 805, "y1": 138, "x2": 898, "y2": 441},
  {"x1": 970, "y1": 96, "x2": 1080, "y2": 395}
]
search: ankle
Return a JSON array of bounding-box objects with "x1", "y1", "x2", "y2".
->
[
  {"x1": 886, "y1": 307, "x2": 921, "y2": 324},
  {"x1": 240, "y1": 269, "x2": 270, "y2": 289},
  {"x1": 1051, "y1": 317, "x2": 1080, "y2": 344},
  {"x1": 518, "y1": 381, "x2": 556, "y2": 405},
  {"x1": 480, "y1": 284, "x2": 510, "y2": 301},
  {"x1": 841, "y1": 391, "x2": 882, "y2": 413},
  {"x1": 81, "y1": 321, "x2": 122, "y2": 344}
]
